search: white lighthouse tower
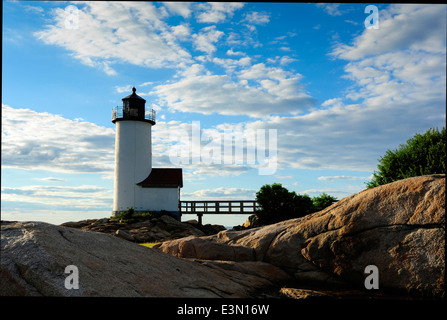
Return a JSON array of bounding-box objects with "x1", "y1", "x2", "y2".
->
[{"x1": 112, "y1": 87, "x2": 182, "y2": 218}]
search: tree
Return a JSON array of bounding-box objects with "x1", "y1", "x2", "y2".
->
[
  {"x1": 367, "y1": 127, "x2": 446, "y2": 188},
  {"x1": 312, "y1": 193, "x2": 338, "y2": 212},
  {"x1": 255, "y1": 183, "x2": 338, "y2": 226},
  {"x1": 255, "y1": 183, "x2": 314, "y2": 225}
]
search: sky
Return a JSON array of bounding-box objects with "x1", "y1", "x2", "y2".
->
[{"x1": 2, "y1": 2, "x2": 446, "y2": 226}]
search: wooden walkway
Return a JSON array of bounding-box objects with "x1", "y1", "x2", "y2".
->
[{"x1": 179, "y1": 200, "x2": 260, "y2": 225}]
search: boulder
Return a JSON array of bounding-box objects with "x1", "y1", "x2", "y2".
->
[
  {"x1": 155, "y1": 174, "x2": 445, "y2": 298},
  {"x1": 0, "y1": 221, "x2": 290, "y2": 297},
  {"x1": 157, "y1": 214, "x2": 205, "y2": 238},
  {"x1": 197, "y1": 223, "x2": 227, "y2": 235},
  {"x1": 154, "y1": 236, "x2": 256, "y2": 261},
  {"x1": 242, "y1": 214, "x2": 258, "y2": 228},
  {"x1": 61, "y1": 219, "x2": 96, "y2": 229}
]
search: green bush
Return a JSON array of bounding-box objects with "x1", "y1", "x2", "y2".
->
[
  {"x1": 116, "y1": 207, "x2": 134, "y2": 221},
  {"x1": 111, "y1": 209, "x2": 173, "y2": 222},
  {"x1": 367, "y1": 127, "x2": 446, "y2": 188}
]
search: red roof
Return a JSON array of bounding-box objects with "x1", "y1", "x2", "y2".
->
[{"x1": 137, "y1": 168, "x2": 183, "y2": 188}]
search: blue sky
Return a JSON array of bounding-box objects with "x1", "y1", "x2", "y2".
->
[{"x1": 2, "y1": 2, "x2": 446, "y2": 226}]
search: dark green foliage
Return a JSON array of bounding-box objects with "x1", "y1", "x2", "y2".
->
[
  {"x1": 111, "y1": 208, "x2": 171, "y2": 222},
  {"x1": 367, "y1": 127, "x2": 446, "y2": 188},
  {"x1": 255, "y1": 183, "x2": 337, "y2": 226}
]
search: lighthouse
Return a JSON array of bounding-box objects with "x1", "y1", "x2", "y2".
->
[{"x1": 112, "y1": 87, "x2": 182, "y2": 219}]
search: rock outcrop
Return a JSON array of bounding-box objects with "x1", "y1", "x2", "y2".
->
[
  {"x1": 1, "y1": 174, "x2": 444, "y2": 298},
  {"x1": 0, "y1": 221, "x2": 290, "y2": 297},
  {"x1": 155, "y1": 174, "x2": 445, "y2": 298},
  {"x1": 61, "y1": 214, "x2": 226, "y2": 243}
]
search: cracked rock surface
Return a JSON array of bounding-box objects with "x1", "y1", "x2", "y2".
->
[
  {"x1": 1, "y1": 174, "x2": 444, "y2": 298},
  {"x1": 155, "y1": 174, "x2": 445, "y2": 298},
  {"x1": 1, "y1": 221, "x2": 289, "y2": 297}
]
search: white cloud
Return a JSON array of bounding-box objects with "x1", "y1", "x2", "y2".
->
[
  {"x1": 279, "y1": 47, "x2": 291, "y2": 52},
  {"x1": 226, "y1": 49, "x2": 245, "y2": 56},
  {"x1": 344, "y1": 20, "x2": 358, "y2": 26},
  {"x1": 267, "y1": 56, "x2": 298, "y2": 66},
  {"x1": 34, "y1": 2, "x2": 193, "y2": 74},
  {"x1": 25, "y1": 3, "x2": 446, "y2": 180},
  {"x1": 38, "y1": 177, "x2": 67, "y2": 182},
  {"x1": 215, "y1": 80, "x2": 444, "y2": 171},
  {"x1": 163, "y1": 2, "x2": 192, "y2": 18},
  {"x1": 298, "y1": 188, "x2": 353, "y2": 200},
  {"x1": 195, "y1": 2, "x2": 244, "y2": 23},
  {"x1": 316, "y1": 3, "x2": 343, "y2": 16},
  {"x1": 328, "y1": 5, "x2": 446, "y2": 125},
  {"x1": 32, "y1": 2, "x2": 255, "y2": 76},
  {"x1": 279, "y1": 56, "x2": 298, "y2": 65},
  {"x1": 170, "y1": 24, "x2": 191, "y2": 40},
  {"x1": 175, "y1": 63, "x2": 208, "y2": 78},
  {"x1": 318, "y1": 176, "x2": 371, "y2": 181},
  {"x1": 212, "y1": 56, "x2": 252, "y2": 72},
  {"x1": 3, "y1": 27, "x2": 24, "y2": 45},
  {"x1": 182, "y1": 187, "x2": 256, "y2": 200},
  {"x1": 180, "y1": 166, "x2": 250, "y2": 182},
  {"x1": 139, "y1": 81, "x2": 154, "y2": 87},
  {"x1": 24, "y1": 5, "x2": 44, "y2": 15},
  {"x1": 331, "y1": 4, "x2": 446, "y2": 60},
  {"x1": 224, "y1": 5, "x2": 445, "y2": 172},
  {"x1": 1, "y1": 106, "x2": 262, "y2": 209},
  {"x1": 321, "y1": 98, "x2": 343, "y2": 108},
  {"x1": 192, "y1": 26, "x2": 224, "y2": 55},
  {"x1": 115, "y1": 85, "x2": 133, "y2": 93},
  {"x1": 153, "y1": 113, "x2": 373, "y2": 177},
  {"x1": 341, "y1": 51, "x2": 446, "y2": 107},
  {"x1": 152, "y1": 63, "x2": 315, "y2": 118},
  {"x1": 244, "y1": 11, "x2": 270, "y2": 25},
  {"x1": 275, "y1": 175, "x2": 293, "y2": 179},
  {"x1": 1, "y1": 104, "x2": 115, "y2": 174},
  {"x1": 1, "y1": 185, "x2": 112, "y2": 210}
]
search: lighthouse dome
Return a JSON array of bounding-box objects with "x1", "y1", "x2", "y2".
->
[{"x1": 122, "y1": 87, "x2": 146, "y2": 102}]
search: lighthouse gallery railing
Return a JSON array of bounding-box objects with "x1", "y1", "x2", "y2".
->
[{"x1": 112, "y1": 106, "x2": 156, "y2": 122}]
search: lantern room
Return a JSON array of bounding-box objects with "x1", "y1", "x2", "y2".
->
[{"x1": 112, "y1": 87, "x2": 155, "y2": 124}]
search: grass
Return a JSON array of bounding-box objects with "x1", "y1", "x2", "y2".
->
[{"x1": 139, "y1": 242, "x2": 161, "y2": 248}]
